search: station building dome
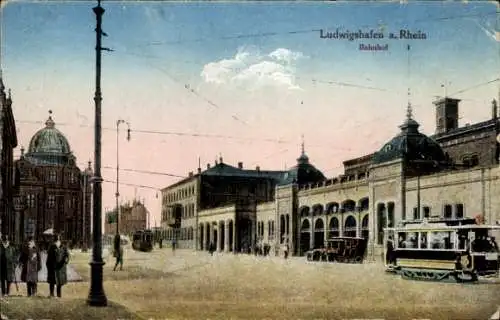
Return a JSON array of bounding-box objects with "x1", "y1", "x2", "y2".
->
[{"x1": 372, "y1": 114, "x2": 447, "y2": 166}]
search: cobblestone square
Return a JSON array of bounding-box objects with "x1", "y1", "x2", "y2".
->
[{"x1": 65, "y1": 247, "x2": 500, "y2": 319}]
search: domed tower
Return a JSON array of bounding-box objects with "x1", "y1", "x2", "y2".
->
[
  {"x1": 14, "y1": 111, "x2": 90, "y2": 247},
  {"x1": 282, "y1": 138, "x2": 326, "y2": 185},
  {"x1": 372, "y1": 104, "x2": 448, "y2": 176},
  {"x1": 24, "y1": 111, "x2": 75, "y2": 165}
]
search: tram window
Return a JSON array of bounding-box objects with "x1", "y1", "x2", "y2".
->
[
  {"x1": 398, "y1": 232, "x2": 407, "y2": 248},
  {"x1": 458, "y1": 233, "x2": 467, "y2": 250},
  {"x1": 419, "y1": 232, "x2": 428, "y2": 249},
  {"x1": 444, "y1": 232, "x2": 455, "y2": 249},
  {"x1": 407, "y1": 232, "x2": 418, "y2": 248}
]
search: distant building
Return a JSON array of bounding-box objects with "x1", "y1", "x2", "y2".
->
[
  {"x1": 0, "y1": 75, "x2": 18, "y2": 238},
  {"x1": 105, "y1": 200, "x2": 148, "y2": 236},
  {"x1": 160, "y1": 96, "x2": 500, "y2": 258},
  {"x1": 13, "y1": 112, "x2": 92, "y2": 248}
]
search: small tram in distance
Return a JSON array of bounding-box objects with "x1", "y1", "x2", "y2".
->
[
  {"x1": 132, "y1": 229, "x2": 154, "y2": 252},
  {"x1": 384, "y1": 218, "x2": 500, "y2": 283}
]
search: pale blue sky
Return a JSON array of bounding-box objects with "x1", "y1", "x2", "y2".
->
[{"x1": 1, "y1": 1, "x2": 499, "y2": 222}]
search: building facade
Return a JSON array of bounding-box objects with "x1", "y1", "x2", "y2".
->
[
  {"x1": 160, "y1": 97, "x2": 500, "y2": 259},
  {"x1": 13, "y1": 113, "x2": 92, "y2": 248},
  {"x1": 105, "y1": 200, "x2": 149, "y2": 236},
  {"x1": 0, "y1": 76, "x2": 18, "y2": 238}
]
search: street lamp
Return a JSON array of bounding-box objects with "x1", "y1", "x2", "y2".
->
[
  {"x1": 115, "y1": 119, "x2": 130, "y2": 236},
  {"x1": 87, "y1": 0, "x2": 107, "y2": 307}
]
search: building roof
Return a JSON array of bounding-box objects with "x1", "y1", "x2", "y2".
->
[
  {"x1": 25, "y1": 112, "x2": 73, "y2": 165},
  {"x1": 432, "y1": 118, "x2": 497, "y2": 141},
  {"x1": 202, "y1": 161, "x2": 287, "y2": 180},
  {"x1": 279, "y1": 147, "x2": 326, "y2": 186},
  {"x1": 372, "y1": 115, "x2": 447, "y2": 165}
]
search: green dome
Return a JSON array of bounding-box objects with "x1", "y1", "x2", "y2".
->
[
  {"x1": 372, "y1": 117, "x2": 446, "y2": 165},
  {"x1": 280, "y1": 148, "x2": 326, "y2": 185},
  {"x1": 25, "y1": 114, "x2": 72, "y2": 165}
]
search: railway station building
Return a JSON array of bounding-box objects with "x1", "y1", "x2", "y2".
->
[{"x1": 160, "y1": 97, "x2": 500, "y2": 259}]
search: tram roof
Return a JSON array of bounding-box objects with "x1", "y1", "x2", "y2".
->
[{"x1": 385, "y1": 224, "x2": 500, "y2": 232}]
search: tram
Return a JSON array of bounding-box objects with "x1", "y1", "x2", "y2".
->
[
  {"x1": 383, "y1": 218, "x2": 500, "y2": 283},
  {"x1": 132, "y1": 229, "x2": 154, "y2": 252}
]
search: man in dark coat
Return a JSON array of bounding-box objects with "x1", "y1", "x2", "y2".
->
[
  {"x1": 19, "y1": 237, "x2": 42, "y2": 297},
  {"x1": 113, "y1": 234, "x2": 123, "y2": 271},
  {"x1": 46, "y1": 234, "x2": 69, "y2": 298},
  {"x1": 0, "y1": 235, "x2": 17, "y2": 297}
]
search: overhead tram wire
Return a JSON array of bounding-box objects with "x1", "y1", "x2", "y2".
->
[
  {"x1": 102, "y1": 179, "x2": 162, "y2": 191},
  {"x1": 119, "y1": 49, "x2": 497, "y2": 103},
  {"x1": 15, "y1": 119, "x2": 283, "y2": 143},
  {"x1": 141, "y1": 59, "x2": 249, "y2": 126}
]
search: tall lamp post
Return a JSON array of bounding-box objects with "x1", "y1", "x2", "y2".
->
[
  {"x1": 87, "y1": 0, "x2": 109, "y2": 307},
  {"x1": 115, "y1": 119, "x2": 130, "y2": 236}
]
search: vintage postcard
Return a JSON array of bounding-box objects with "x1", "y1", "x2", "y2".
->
[{"x1": 1, "y1": 0, "x2": 499, "y2": 319}]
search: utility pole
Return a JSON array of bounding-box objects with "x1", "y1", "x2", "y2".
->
[
  {"x1": 115, "y1": 119, "x2": 129, "y2": 235},
  {"x1": 87, "y1": 0, "x2": 109, "y2": 307}
]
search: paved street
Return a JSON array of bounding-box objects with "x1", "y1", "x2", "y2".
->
[{"x1": 65, "y1": 247, "x2": 500, "y2": 319}]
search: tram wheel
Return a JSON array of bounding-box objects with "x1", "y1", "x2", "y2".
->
[{"x1": 454, "y1": 271, "x2": 478, "y2": 283}]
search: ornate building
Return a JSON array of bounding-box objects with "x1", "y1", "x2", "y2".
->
[
  {"x1": 13, "y1": 112, "x2": 92, "y2": 248},
  {"x1": 0, "y1": 75, "x2": 18, "y2": 238},
  {"x1": 160, "y1": 97, "x2": 500, "y2": 258}
]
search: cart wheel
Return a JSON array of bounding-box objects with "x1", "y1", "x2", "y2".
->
[{"x1": 355, "y1": 256, "x2": 363, "y2": 263}]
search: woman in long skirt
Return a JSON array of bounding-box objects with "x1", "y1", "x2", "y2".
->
[{"x1": 19, "y1": 237, "x2": 42, "y2": 296}]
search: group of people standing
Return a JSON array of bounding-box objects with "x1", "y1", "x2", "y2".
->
[{"x1": 0, "y1": 234, "x2": 70, "y2": 298}]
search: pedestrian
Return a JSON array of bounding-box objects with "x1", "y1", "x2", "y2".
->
[
  {"x1": 172, "y1": 238, "x2": 177, "y2": 253},
  {"x1": 0, "y1": 235, "x2": 16, "y2": 297},
  {"x1": 386, "y1": 236, "x2": 395, "y2": 265},
  {"x1": 19, "y1": 237, "x2": 41, "y2": 297},
  {"x1": 46, "y1": 234, "x2": 69, "y2": 298},
  {"x1": 209, "y1": 242, "x2": 215, "y2": 256},
  {"x1": 113, "y1": 234, "x2": 123, "y2": 271},
  {"x1": 284, "y1": 242, "x2": 289, "y2": 260}
]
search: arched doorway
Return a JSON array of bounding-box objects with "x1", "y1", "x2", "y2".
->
[
  {"x1": 314, "y1": 218, "x2": 324, "y2": 248},
  {"x1": 228, "y1": 220, "x2": 234, "y2": 252},
  {"x1": 205, "y1": 223, "x2": 210, "y2": 250},
  {"x1": 344, "y1": 216, "x2": 357, "y2": 237},
  {"x1": 300, "y1": 219, "x2": 311, "y2": 255},
  {"x1": 220, "y1": 221, "x2": 225, "y2": 251},
  {"x1": 213, "y1": 223, "x2": 218, "y2": 251},
  {"x1": 328, "y1": 217, "x2": 339, "y2": 238},
  {"x1": 199, "y1": 224, "x2": 204, "y2": 250},
  {"x1": 361, "y1": 215, "x2": 369, "y2": 239}
]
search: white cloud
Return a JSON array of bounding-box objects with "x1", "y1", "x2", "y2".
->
[{"x1": 201, "y1": 47, "x2": 304, "y2": 91}]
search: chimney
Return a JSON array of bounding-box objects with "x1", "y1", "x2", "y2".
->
[
  {"x1": 433, "y1": 97, "x2": 460, "y2": 134},
  {"x1": 256, "y1": 166, "x2": 260, "y2": 172},
  {"x1": 219, "y1": 156, "x2": 223, "y2": 163},
  {"x1": 492, "y1": 99, "x2": 498, "y2": 120},
  {"x1": 207, "y1": 163, "x2": 211, "y2": 169},
  {"x1": 197, "y1": 167, "x2": 202, "y2": 174},
  {"x1": 238, "y1": 162, "x2": 243, "y2": 169},
  {"x1": 188, "y1": 172, "x2": 193, "y2": 177}
]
